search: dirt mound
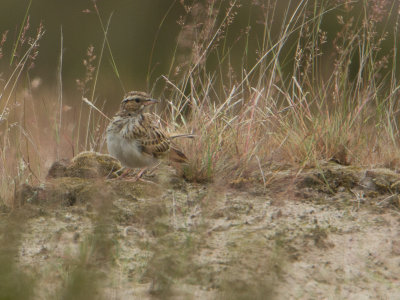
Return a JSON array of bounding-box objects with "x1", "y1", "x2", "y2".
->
[
  {"x1": 47, "y1": 151, "x2": 121, "y2": 179},
  {"x1": 7, "y1": 153, "x2": 400, "y2": 299}
]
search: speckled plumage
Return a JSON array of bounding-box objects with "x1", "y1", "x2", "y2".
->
[{"x1": 106, "y1": 91, "x2": 187, "y2": 169}]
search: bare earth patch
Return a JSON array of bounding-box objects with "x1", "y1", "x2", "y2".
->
[{"x1": 6, "y1": 153, "x2": 400, "y2": 299}]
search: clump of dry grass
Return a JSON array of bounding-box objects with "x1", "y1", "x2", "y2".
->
[
  {"x1": 0, "y1": 11, "x2": 45, "y2": 205},
  {"x1": 1, "y1": 0, "x2": 400, "y2": 197},
  {"x1": 154, "y1": 0, "x2": 400, "y2": 182}
]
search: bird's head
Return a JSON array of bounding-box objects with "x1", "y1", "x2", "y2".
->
[{"x1": 120, "y1": 91, "x2": 158, "y2": 115}]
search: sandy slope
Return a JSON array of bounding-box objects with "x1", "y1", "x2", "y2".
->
[{"x1": 6, "y1": 153, "x2": 400, "y2": 299}]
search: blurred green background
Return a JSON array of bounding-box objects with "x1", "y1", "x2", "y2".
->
[
  {"x1": 0, "y1": 0, "x2": 397, "y2": 108},
  {"x1": 1, "y1": 0, "x2": 323, "y2": 106},
  {"x1": 1, "y1": 0, "x2": 186, "y2": 103}
]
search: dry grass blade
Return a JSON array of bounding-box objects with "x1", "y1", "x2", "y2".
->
[{"x1": 82, "y1": 97, "x2": 111, "y2": 121}]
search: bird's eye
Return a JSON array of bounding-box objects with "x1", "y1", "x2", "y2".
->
[{"x1": 135, "y1": 98, "x2": 140, "y2": 103}]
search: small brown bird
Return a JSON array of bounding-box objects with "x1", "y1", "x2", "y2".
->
[{"x1": 106, "y1": 91, "x2": 188, "y2": 179}]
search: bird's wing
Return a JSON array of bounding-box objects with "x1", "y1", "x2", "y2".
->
[
  {"x1": 127, "y1": 113, "x2": 171, "y2": 157},
  {"x1": 168, "y1": 145, "x2": 188, "y2": 163}
]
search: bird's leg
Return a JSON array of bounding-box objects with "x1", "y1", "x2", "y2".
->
[
  {"x1": 108, "y1": 167, "x2": 154, "y2": 182},
  {"x1": 124, "y1": 165, "x2": 161, "y2": 184},
  {"x1": 119, "y1": 168, "x2": 131, "y2": 178},
  {"x1": 132, "y1": 162, "x2": 161, "y2": 180},
  {"x1": 135, "y1": 167, "x2": 148, "y2": 180},
  {"x1": 125, "y1": 167, "x2": 159, "y2": 185},
  {"x1": 123, "y1": 167, "x2": 149, "y2": 182}
]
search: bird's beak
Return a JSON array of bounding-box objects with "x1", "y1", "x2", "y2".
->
[{"x1": 144, "y1": 98, "x2": 159, "y2": 106}]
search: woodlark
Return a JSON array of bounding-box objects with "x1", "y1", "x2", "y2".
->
[{"x1": 106, "y1": 91, "x2": 188, "y2": 179}]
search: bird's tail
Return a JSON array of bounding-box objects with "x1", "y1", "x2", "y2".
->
[
  {"x1": 169, "y1": 147, "x2": 188, "y2": 163},
  {"x1": 170, "y1": 134, "x2": 195, "y2": 140}
]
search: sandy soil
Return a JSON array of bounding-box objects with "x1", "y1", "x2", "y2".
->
[{"x1": 4, "y1": 153, "x2": 400, "y2": 299}]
